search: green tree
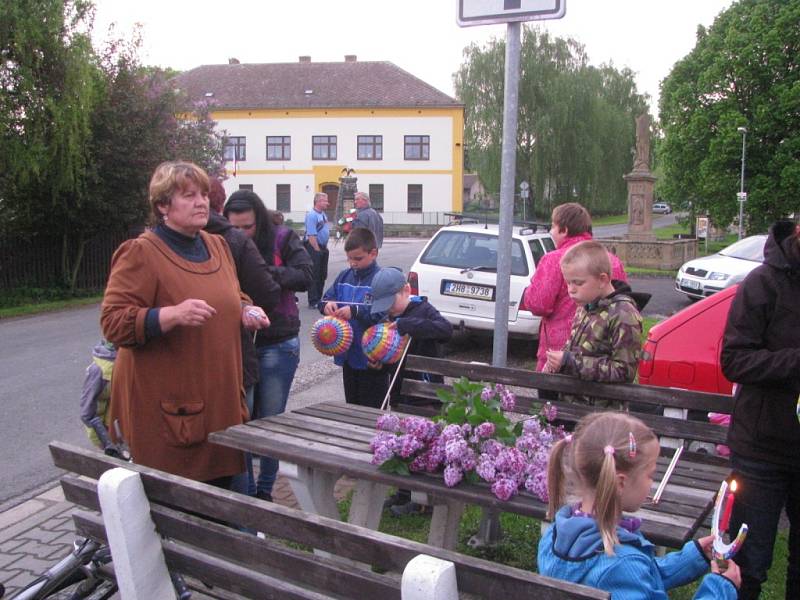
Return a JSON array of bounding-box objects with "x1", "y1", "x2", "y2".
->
[
  {"x1": 659, "y1": 0, "x2": 800, "y2": 233},
  {"x1": 0, "y1": 3, "x2": 223, "y2": 291},
  {"x1": 454, "y1": 28, "x2": 648, "y2": 220}
]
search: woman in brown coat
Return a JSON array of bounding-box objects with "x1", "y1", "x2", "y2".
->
[{"x1": 101, "y1": 161, "x2": 269, "y2": 484}]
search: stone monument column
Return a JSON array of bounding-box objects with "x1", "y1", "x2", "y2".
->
[{"x1": 625, "y1": 113, "x2": 657, "y2": 241}]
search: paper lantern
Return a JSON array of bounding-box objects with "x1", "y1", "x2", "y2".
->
[
  {"x1": 311, "y1": 317, "x2": 353, "y2": 356},
  {"x1": 362, "y1": 323, "x2": 409, "y2": 364}
]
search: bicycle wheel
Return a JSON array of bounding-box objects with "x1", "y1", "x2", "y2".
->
[{"x1": 44, "y1": 577, "x2": 116, "y2": 600}]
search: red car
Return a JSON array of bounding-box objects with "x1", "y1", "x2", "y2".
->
[{"x1": 639, "y1": 285, "x2": 737, "y2": 395}]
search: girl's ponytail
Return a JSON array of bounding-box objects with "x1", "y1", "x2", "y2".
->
[
  {"x1": 546, "y1": 436, "x2": 571, "y2": 520},
  {"x1": 594, "y1": 446, "x2": 622, "y2": 555}
]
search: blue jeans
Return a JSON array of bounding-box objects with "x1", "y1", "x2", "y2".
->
[
  {"x1": 250, "y1": 337, "x2": 300, "y2": 495},
  {"x1": 730, "y1": 453, "x2": 800, "y2": 599}
]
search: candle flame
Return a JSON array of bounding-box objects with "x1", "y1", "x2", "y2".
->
[{"x1": 730, "y1": 480, "x2": 737, "y2": 492}]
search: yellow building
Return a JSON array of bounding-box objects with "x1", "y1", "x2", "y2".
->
[{"x1": 174, "y1": 56, "x2": 464, "y2": 224}]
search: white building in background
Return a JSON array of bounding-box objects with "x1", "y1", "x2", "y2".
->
[{"x1": 174, "y1": 56, "x2": 464, "y2": 225}]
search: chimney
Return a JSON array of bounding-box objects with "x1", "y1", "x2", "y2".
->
[
  {"x1": 228, "y1": 58, "x2": 240, "y2": 65},
  {"x1": 344, "y1": 55, "x2": 357, "y2": 63},
  {"x1": 299, "y1": 56, "x2": 311, "y2": 63}
]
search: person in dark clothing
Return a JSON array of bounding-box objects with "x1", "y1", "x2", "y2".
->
[
  {"x1": 224, "y1": 189, "x2": 313, "y2": 501},
  {"x1": 720, "y1": 219, "x2": 800, "y2": 600},
  {"x1": 205, "y1": 179, "x2": 281, "y2": 397},
  {"x1": 369, "y1": 267, "x2": 453, "y2": 515}
]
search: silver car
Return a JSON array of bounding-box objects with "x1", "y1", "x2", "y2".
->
[{"x1": 675, "y1": 235, "x2": 766, "y2": 300}]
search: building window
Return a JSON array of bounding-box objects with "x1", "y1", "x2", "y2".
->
[
  {"x1": 223, "y1": 136, "x2": 246, "y2": 161},
  {"x1": 357, "y1": 135, "x2": 382, "y2": 160},
  {"x1": 312, "y1": 135, "x2": 337, "y2": 160},
  {"x1": 238, "y1": 184, "x2": 253, "y2": 191},
  {"x1": 407, "y1": 184, "x2": 423, "y2": 213},
  {"x1": 276, "y1": 184, "x2": 291, "y2": 212},
  {"x1": 266, "y1": 136, "x2": 291, "y2": 161},
  {"x1": 404, "y1": 135, "x2": 430, "y2": 160},
  {"x1": 368, "y1": 184, "x2": 384, "y2": 212}
]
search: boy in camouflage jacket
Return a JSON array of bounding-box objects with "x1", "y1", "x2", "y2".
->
[{"x1": 544, "y1": 241, "x2": 643, "y2": 405}]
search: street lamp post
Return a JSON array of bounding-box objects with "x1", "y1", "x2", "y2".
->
[{"x1": 737, "y1": 127, "x2": 747, "y2": 240}]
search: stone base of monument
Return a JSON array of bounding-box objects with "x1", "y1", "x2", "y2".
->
[{"x1": 597, "y1": 237, "x2": 697, "y2": 271}]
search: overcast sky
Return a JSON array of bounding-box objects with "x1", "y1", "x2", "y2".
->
[{"x1": 91, "y1": 0, "x2": 734, "y2": 112}]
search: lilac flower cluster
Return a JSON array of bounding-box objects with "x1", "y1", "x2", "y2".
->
[
  {"x1": 369, "y1": 383, "x2": 564, "y2": 503},
  {"x1": 481, "y1": 383, "x2": 516, "y2": 412}
]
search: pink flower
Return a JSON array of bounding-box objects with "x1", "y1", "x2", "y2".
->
[
  {"x1": 444, "y1": 465, "x2": 463, "y2": 487},
  {"x1": 396, "y1": 434, "x2": 423, "y2": 458},
  {"x1": 475, "y1": 422, "x2": 496, "y2": 438},
  {"x1": 541, "y1": 402, "x2": 558, "y2": 422},
  {"x1": 476, "y1": 456, "x2": 496, "y2": 482},
  {"x1": 376, "y1": 413, "x2": 400, "y2": 432},
  {"x1": 491, "y1": 477, "x2": 518, "y2": 501}
]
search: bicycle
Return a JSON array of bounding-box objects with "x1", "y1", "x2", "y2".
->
[{"x1": 3, "y1": 535, "x2": 192, "y2": 600}]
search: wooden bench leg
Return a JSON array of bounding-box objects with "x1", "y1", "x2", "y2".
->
[
  {"x1": 98, "y1": 467, "x2": 175, "y2": 599},
  {"x1": 349, "y1": 480, "x2": 389, "y2": 530},
  {"x1": 279, "y1": 462, "x2": 339, "y2": 520},
  {"x1": 468, "y1": 508, "x2": 503, "y2": 548},
  {"x1": 427, "y1": 499, "x2": 464, "y2": 550},
  {"x1": 401, "y1": 554, "x2": 458, "y2": 600}
]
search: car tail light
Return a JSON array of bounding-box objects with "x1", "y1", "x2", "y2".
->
[
  {"x1": 639, "y1": 339, "x2": 657, "y2": 378},
  {"x1": 408, "y1": 271, "x2": 419, "y2": 296}
]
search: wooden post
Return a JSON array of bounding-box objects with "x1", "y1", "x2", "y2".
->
[
  {"x1": 98, "y1": 467, "x2": 175, "y2": 599},
  {"x1": 401, "y1": 554, "x2": 458, "y2": 600}
]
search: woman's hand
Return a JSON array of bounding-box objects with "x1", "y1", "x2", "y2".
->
[
  {"x1": 711, "y1": 558, "x2": 741, "y2": 589},
  {"x1": 242, "y1": 305, "x2": 270, "y2": 331},
  {"x1": 323, "y1": 302, "x2": 338, "y2": 316},
  {"x1": 160, "y1": 299, "x2": 216, "y2": 332}
]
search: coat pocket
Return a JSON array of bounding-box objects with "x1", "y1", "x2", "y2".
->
[{"x1": 160, "y1": 401, "x2": 206, "y2": 447}]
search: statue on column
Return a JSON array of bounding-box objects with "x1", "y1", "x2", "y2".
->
[{"x1": 633, "y1": 113, "x2": 651, "y2": 172}]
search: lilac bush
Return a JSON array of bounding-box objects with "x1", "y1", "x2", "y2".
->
[{"x1": 370, "y1": 378, "x2": 565, "y2": 502}]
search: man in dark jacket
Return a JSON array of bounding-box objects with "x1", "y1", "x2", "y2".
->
[
  {"x1": 205, "y1": 180, "x2": 281, "y2": 393},
  {"x1": 720, "y1": 219, "x2": 800, "y2": 600},
  {"x1": 352, "y1": 191, "x2": 384, "y2": 248}
]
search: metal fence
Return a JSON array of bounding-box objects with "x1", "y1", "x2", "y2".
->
[{"x1": 0, "y1": 231, "x2": 134, "y2": 291}]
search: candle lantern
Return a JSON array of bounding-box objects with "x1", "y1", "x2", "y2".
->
[{"x1": 711, "y1": 479, "x2": 748, "y2": 566}]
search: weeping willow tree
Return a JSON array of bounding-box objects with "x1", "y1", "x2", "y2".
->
[{"x1": 455, "y1": 28, "x2": 648, "y2": 218}]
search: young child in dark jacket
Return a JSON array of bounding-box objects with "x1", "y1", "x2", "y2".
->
[{"x1": 368, "y1": 267, "x2": 453, "y2": 515}]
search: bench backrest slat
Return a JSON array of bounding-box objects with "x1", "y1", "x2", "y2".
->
[
  {"x1": 399, "y1": 380, "x2": 728, "y2": 445},
  {"x1": 72, "y1": 511, "x2": 335, "y2": 600},
  {"x1": 405, "y1": 356, "x2": 732, "y2": 414},
  {"x1": 51, "y1": 442, "x2": 608, "y2": 599}
]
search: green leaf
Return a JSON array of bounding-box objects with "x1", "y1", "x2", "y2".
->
[{"x1": 378, "y1": 457, "x2": 411, "y2": 477}]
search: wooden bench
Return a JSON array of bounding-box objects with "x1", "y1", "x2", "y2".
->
[
  {"x1": 50, "y1": 441, "x2": 608, "y2": 600},
  {"x1": 399, "y1": 356, "x2": 733, "y2": 465}
]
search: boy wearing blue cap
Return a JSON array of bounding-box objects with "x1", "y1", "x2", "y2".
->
[{"x1": 370, "y1": 266, "x2": 453, "y2": 515}]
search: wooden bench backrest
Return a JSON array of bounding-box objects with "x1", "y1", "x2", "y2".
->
[
  {"x1": 50, "y1": 441, "x2": 609, "y2": 600},
  {"x1": 401, "y1": 356, "x2": 732, "y2": 449}
]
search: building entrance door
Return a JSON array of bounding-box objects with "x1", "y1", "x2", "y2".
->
[{"x1": 321, "y1": 184, "x2": 339, "y2": 223}]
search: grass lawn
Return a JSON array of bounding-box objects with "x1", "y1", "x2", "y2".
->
[
  {"x1": 0, "y1": 294, "x2": 102, "y2": 319},
  {"x1": 592, "y1": 214, "x2": 629, "y2": 226}
]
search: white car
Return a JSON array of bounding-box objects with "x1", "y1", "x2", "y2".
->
[
  {"x1": 652, "y1": 202, "x2": 672, "y2": 214},
  {"x1": 675, "y1": 234, "x2": 766, "y2": 300},
  {"x1": 408, "y1": 223, "x2": 555, "y2": 338}
]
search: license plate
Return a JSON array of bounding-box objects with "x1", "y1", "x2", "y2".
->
[
  {"x1": 442, "y1": 281, "x2": 494, "y2": 300},
  {"x1": 681, "y1": 278, "x2": 701, "y2": 290}
]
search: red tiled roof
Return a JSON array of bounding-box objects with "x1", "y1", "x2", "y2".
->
[{"x1": 173, "y1": 61, "x2": 461, "y2": 110}]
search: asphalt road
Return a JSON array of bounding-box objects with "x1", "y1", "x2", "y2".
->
[{"x1": 0, "y1": 218, "x2": 689, "y2": 509}]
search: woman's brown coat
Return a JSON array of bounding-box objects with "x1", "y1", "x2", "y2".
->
[{"x1": 101, "y1": 230, "x2": 246, "y2": 481}]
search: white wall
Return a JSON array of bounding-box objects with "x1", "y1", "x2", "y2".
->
[{"x1": 216, "y1": 114, "x2": 458, "y2": 223}]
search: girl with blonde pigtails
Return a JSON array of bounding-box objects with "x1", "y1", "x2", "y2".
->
[{"x1": 538, "y1": 412, "x2": 740, "y2": 599}]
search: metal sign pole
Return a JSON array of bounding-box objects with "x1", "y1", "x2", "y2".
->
[{"x1": 492, "y1": 21, "x2": 521, "y2": 369}]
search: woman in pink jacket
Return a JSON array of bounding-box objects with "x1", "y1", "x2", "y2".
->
[{"x1": 522, "y1": 203, "x2": 627, "y2": 372}]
